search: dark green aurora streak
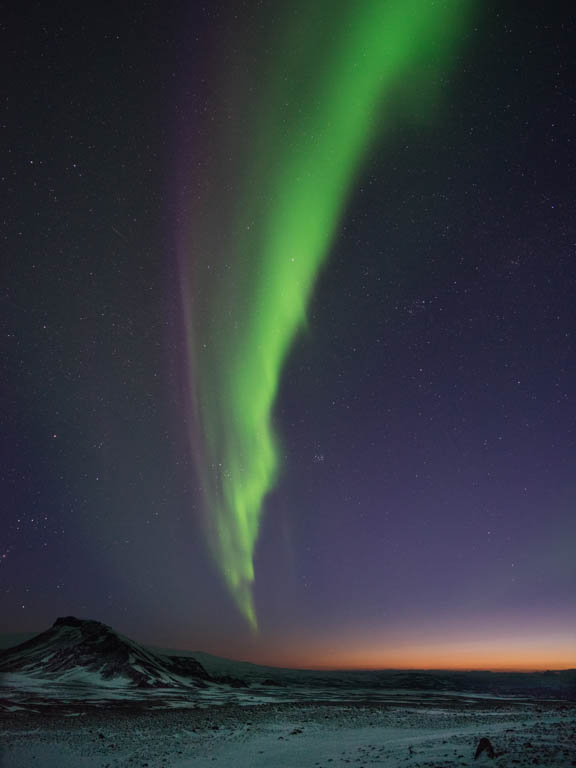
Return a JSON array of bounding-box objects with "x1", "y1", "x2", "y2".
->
[{"x1": 183, "y1": 0, "x2": 473, "y2": 629}]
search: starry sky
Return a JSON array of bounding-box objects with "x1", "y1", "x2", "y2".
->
[{"x1": 2, "y1": 0, "x2": 575, "y2": 671}]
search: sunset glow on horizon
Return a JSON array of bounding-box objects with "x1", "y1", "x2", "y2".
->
[
  {"x1": 234, "y1": 645, "x2": 576, "y2": 674},
  {"x1": 210, "y1": 623, "x2": 576, "y2": 673}
]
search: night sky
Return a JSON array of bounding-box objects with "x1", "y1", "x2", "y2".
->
[{"x1": 2, "y1": 1, "x2": 575, "y2": 671}]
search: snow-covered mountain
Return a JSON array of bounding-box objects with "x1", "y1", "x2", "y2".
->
[{"x1": 0, "y1": 616, "x2": 212, "y2": 689}]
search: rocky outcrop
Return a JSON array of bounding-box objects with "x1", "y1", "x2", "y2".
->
[{"x1": 474, "y1": 737, "x2": 495, "y2": 759}]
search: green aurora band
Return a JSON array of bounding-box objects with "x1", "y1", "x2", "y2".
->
[{"x1": 185, "y1": 0, "x2": 473, "y2": 629}]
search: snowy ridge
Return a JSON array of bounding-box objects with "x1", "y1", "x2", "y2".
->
[
  {"x1": 156, "y1": 648, "x2": 576, "y2": 700},
  {"x1": 0, "y1": 616, "x2": 212, "y2": 689}
]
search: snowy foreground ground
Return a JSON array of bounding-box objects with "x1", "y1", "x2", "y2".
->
[{"x1": 1, "y1": 693, "x2": 575, "y2": 768}]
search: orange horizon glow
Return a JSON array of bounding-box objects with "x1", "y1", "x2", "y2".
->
[
  {"x1": 242, "y1": 655, "x2": 575, "y2": 674},
  {"x1": 230, "y1": 632, "x2": 576, "y2": 674},
  {"x1": 258, "y1": 661, "x2": 575, "y2": 673},
  {"x1": 153, "y1": 616, "x2": 576, "y2": 674}
]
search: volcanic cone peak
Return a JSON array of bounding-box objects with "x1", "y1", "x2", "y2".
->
[
  {"x1": 0, "y1": 615, "x2": 212, "y2": 689},
  {"x1": 53, "y1": 616, "x2": 109, "y2": 629}
]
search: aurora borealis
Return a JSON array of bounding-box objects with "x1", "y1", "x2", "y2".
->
[
  {"x1": 2, "y1": 0, "x2": 575, "y2": 673},
  {"x1": 181, "y1": 0, "x2": 473, "y2": 629}
]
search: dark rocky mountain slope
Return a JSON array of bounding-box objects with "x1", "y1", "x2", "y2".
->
[{"x1": 0, "y1": 616, "x2": 212, "y2": 689}]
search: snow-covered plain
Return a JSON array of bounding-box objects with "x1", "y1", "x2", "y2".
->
[{"x1": 1, "y1": 689, "x2": 575, "y2": 767}]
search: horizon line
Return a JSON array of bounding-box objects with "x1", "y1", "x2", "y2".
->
[{"x1": 4, "y1": 627, "x2": 573, "y2": 675}]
